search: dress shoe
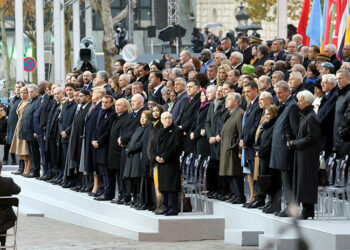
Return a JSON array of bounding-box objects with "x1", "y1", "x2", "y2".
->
[
  {"x1": 11, "y1": 160, "x2": 17, "y2": 165},
  {"x1": 154, "y1": 210, "x2": 166, "y2": 215},
  {"x1": 3, "y1": 160, "x2": 8, "y2": 165},
  {"x1": 230, "y1": 197, "x2": 246, "y2": 204},
  {"x1": 12, "y1": 170, "x2": 23, "y2": 175},
  {"x1": 298, "y1": 211, "x2": 314, "y2": 220},
  {"x1": 278, "y1": 209, "x2": 290, "y2": 217},
  {"x1": 94, "y1": 195, "x2": 113, "y2": 201},
  {"x1": 88, "y1": 191, "x2": 97, "y2": 196},
  {"x1": 259, "y1": 202, "x2": 272, "y2": 210},
  {"x1": 148, "y1": 204, "x2": 156, "y2": 211},
  {"x1": 242, "y1": 202, "x2": 252, "y2": 208},
  {"x1": 39, "y1": 176, "x2": 49, "y2": 181},
  {"x1": 62, "y1": 182, "x2": 75, "y2": 188},
  {"x1": 136, "y1": 204, "x2": 147, "y2": 210},
  {"x1": 165, "y1": 211, "x2": 178, "y2": 216},
  {"x1": 79, "y1": 187, "x2": 92, "y2": 193},
  {"x1": 25, "y1": 172, "x2": 40, "y2": 178},
  {"x1": 247, "y1": 200, "x2": 265, "y2": 209},
  {"x1": 111, "y1": 197, "x2": 123, "y2": 204}
]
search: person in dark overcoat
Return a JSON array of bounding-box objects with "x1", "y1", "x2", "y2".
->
[
  {"x1": 333, "y1": 69, "x2": 350, "y2": 157},
  {"x1": 58, "y1": 83, "x2": 77, "y2": 184},
  {"x1": 45, "y1": 87, "x2": 65, "y2": 183},
  {"x1": 92, "y1": 95, "x2": 116, "y2": 201},
  {"x1": 269, "y1": 81, "x2": 300, "y2": 217},
  {"x1": 219, "y1": 92, "x2": 245, "y2": 204},
  {"x1": 0, "y1": 106, "x2": 7, "y2": 149},
  {"x1": 154, "y1": 112, "x2": 183, "y2": 216},
  {"x1": 117, "y1": 94, "x2": 145, "y2": 204},
  {"x1": 19, "y1": 84, "x2": 40, "y2": 178},
  {"x1": 123, "y1": 110, "x2": 152, "y2": 207},
  {"x1": 178, "y1": 79, "x2": 201, "y2": 154},
  {"x1": 190, "y1": 89, "x2": 211, "y2": 158},
  {"x1": 205, "y1": 86, "x2": 225, "y2": 197},
  {"x1": 109, "y1": 98, "x2": 132, "y2": 203},
  {"x1": 83, "y1": 86, "x2": 106, "y2": 195},
  {"x1": 317, "y1": 74, "x2": 338, "y2": 158},
  {"x1": 170, "y1": 78, "x2": 189, "y2": 126},
  {"x1": 5, "y1": 82, "x2": 23, "y2": 168},
  {"x1": 147, "y1": 104, "x2": 165, "y2": 213},
  {"x1": 288, "y1": 90, "x2": 321, "y2": 220},
  {"x1": 0, "y1": 163, "x2": 21, "y2": 247},
  {"x1": 63, "y1": 89, "x2": 92, "y2": 190}
]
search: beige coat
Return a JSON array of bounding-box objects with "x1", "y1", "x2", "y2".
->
[
  {"x1": 219, "y1": 107, "x2": 244, "y2": 176},
  {"x1": 10, "y1": 100, "x2": 29, "y2": 158}
]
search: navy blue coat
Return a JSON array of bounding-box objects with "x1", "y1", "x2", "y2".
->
[
  {"x1": 6, "y1": 95, "x2": 21, "y2": 144},
  {"x1": 58, "y1": 99, "x2": 77, "y2": 144},
  {"x1": 317, "y1": 86, "x2": 338, "y2": 157},
  {"x1": 84, "y1": 102, "x2": 102, "y2": 173},
  {"x1": 39, "y1": 93, "x2": 53, "y2": 129},
  {"x1": 93, "y1": 107, "x2": 116, "y2": 165},
  {"x1": 19, "y1": 96, "x2": 40, "y2": 141},
  {"x1": 153, "y1": 85, "x2": 165, "y2": 105},
  {"x1": 171, "y1": 92, "x2": 189, "y2": 126},
  {"x1": 119, "y1": 107, "x2": 145, "y2": 146},
  {"x1": 33, "y1": 97, "x2": 44, "y2": 136},
  {"x1": 241, "y1": 98, "x2": 263, "y2": 161},
  {"x1": 270, "y1": 97, "x2": 300, "y2": 170}
]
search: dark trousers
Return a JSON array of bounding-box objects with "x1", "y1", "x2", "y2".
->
[
  {"x1": 27, "y1": 140, "x2": 41, "y2": 175},
  {"x1": 162, "y1": 191, "x2": 179, "y2": 213},
  {"x1": 47, "y1": 138, "x2": 59, "y2": 177},
  {"x1": 207, "y1": 160, "x2": 221, "y2": 192},
  {"x1": 37, "y1": 133, "x2": 48, "y2": 176},
  {"x1": 0, "y1": 230, "x2": 6, "y2": 246},
  {"x1": 281, "y1": 169, "x2": 293, "y2": 205},
  {"x1": 18, "y1": 160, "x2": 25, "y2": 172},
  {"x1": 3, "y1": 144, "x2": 16, "y2": 163},
  {"x1": 229, "y1": 176, "x2": 245, "y2": 200},
  {"x1": 60, "y1": 143, "x2": 69, "y2": 179},
  {"x1": 106, "y1": 168, "x2": 118, "y2": 198},
  {"x1": 97, "y1": 164, "x2": 108, "y2": 195},
  {"x1": 139, "y1": 176, "x2": 154, "y2": 206},
  {"x1": 269, "y1": 168, "x2": 282, "y2": 212}
]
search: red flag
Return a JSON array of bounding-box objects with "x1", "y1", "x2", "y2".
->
[
  {"x1": 324, "y1": 0, "x2": 336, "y2": 47},
  {"x1": 297, "y1": 0, "x2": 311, "y2": 46},
  {"x1": 332, "y1": 0, "x2": 344, "y2": 46}
]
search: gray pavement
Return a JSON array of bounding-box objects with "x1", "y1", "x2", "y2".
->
[{"x1": 13, "y1": 215, "x2": 258, "y2": 250}]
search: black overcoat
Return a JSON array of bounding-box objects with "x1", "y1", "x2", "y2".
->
[
  {"x1": 19, "y1": 96, "x2": 39, "y2": 141},
  {"x1": 6, "y1": 96, "x2": 21, "y2": 145},
  {"x1": 39, "y1": 93, "x2": 53, "y2": 129},
  {"x1": 58, "y1": 100, "x2": 77, "y2": 144},
  {"x1": 190, "y1": 104, "x2": 210, "y2": 158},
  {"x1": 154, "y1": 124, "x2": 183, "y2": 192},
  {"x1": 292, "y1": 105, "x2": 321, "y2": 204}
]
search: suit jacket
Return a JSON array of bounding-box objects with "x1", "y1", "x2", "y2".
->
[
  {"x1": 270, "y1": 96, "x2": 300, "y2": 170},
  {"x1": 93, "y1": 107, "x2": 116, "y2": 165},
  {"x1": 39, "y1": 93, "x2": 53, "y2": 129},
  {"x1": 104, "y1": 84, "x2": 114, "y2": 95},
  {"x1": 6, "y1": 96, "x2": 21, "y2": 145},
  {"x1": 120, "y1": 107, "x2": 146, "y2": 146},
  {"x1": 273, "y1": 50, "x2": 287, "y2": 61},
  {"x1": 330, "y1": 54, "x2": 341, "y2": 72},
  {"x1": 153, "y1": 84, "x2": 165, "y2": 105},
  {"x1": 171, "y1": 91, "x2": 189, "y2": 126},
  {"x1": 0, "y1": 176, "x2": 21, "y2": 231},
  {"x1": 19, "y1": 96, "x2": 40, "y2": 141},
  {"x1": 241, "y1": 46, "x2": 253, "y2": 65},
  {"x1": 291, "y1": 83, "x2": 306, "y2": 101},
  {"x1": 241, "y1": 97, "x2": 263, "y2": 160},
  {"x1": 179, "y1": 92, "x2": 201, "y2": 132},
  {"x1": 58, "y1": 99, "x2": 78, "y2": 143}
]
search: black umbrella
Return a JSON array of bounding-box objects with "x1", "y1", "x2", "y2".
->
[
  {"x1": 158, "y1": 24, "x2": 186, "y2": 42},
  {"x1": 235, "y1": 24, "x2": 262, "y2": 32}
]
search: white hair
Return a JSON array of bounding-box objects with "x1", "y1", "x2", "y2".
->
[
  {"x1": 297, "y1": 90, "x2": 315, "y2": 104},
  {"x1": 290, "y1": 71, "x2": 303, "y2": 81},
  {"x1": 231, "y1": 52, "x2": 244, "y2": 63},
  {"x1": 227, "y1": 92, "x2": 241, "y2": 103},
  {"x1": 325, "y1": 44, "x2": 337, "y2": 54},
  {"x1": 322, "y1": 74, "x2": 337, "y2": 86}
]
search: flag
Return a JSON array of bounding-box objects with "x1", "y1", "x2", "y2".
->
[
  {"x1": 337, "y1": 0, "x2": 350, "y2": 59},
  {"x1": 324, "y1": 0, "x2": 337, "y2": 46},
  {"x1": 297, "y1": 0, "x2": 311, "y2": 46},
  {"x1": 320, "y1": 0, "x2": 329, "y2": 52},
  {"x1": 306, "y1": 0, "x2": 322, "y2": 46},
  {"x1": 344, "y1": 11, "x2": 350, "y2": 44},
  {"x1": 332, "y1": 0, "x2": 345, "y2": 46}
]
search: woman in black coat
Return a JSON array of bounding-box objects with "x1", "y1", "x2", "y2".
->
[
  {"x1": 123, "y1": 110, "x2": 152, "y2": 207},
  {"x1": 154, "y1": 112, "x2": 184, "y2": 216},
  {"x1": 289, "y1": 90, "x2": 321, "y2": 220},
  {"x1": 255, "y1": 104, "x2": 279, "y2": 214},
  {"x1": 190, "y1": 89, "x2": 211, "y2": 158}
]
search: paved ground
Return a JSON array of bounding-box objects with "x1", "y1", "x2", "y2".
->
[{"x1": 12, "y1": 215, "x2": 258, "y2": 250}]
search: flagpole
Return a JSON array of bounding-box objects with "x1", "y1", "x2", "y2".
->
[{"x1": 277, "y1": 0, "x2": 287, "y2": 38}]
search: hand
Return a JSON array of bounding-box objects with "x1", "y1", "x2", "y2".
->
[
  {"x1": 178, "y1": 125, "x2": 182, "y2": 129},
  {"x1": 239, "y1": 153, "x2": 242, "y2": 159},
  {"x1": 215, "y1": 135, "x2": 221, "y2": 142},
  {"x1": 61, "y1": 131, "x2": 68, "y2": 138},
  {"x1": 286, "y1": 141, "x2": 290, "y2": 147},
  {"x1": 33, "y1": 133, "x2": 38, "y2": 139},
  {"x1": 190, "y1": 132, "x2": 195, "y2": 140},
  {"x1": 209, "y1": 137, "x2": 216, "y2": 144},
  {"x1": 239, "y1": 139, "x2": 246, "y2": 148},
  {"x1": 183, "y1": 131, "x2": 187, "y2": 136},
  {"x1": 92, "y1": 140, "x2": 99, "y2": 149},
  {"x1": 200, "y1": 129, "x2": 206, "y2": 136},
  {"x1": 117, "y1": 137, "x2": 122, "y2": 146},
  {"x1": 159, "y1": 157, "x2": 165, "y2": 164}
]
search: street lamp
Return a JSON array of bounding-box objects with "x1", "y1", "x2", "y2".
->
[{"x1": 235, "y1": 2, "x2": 249, "y2": 27}]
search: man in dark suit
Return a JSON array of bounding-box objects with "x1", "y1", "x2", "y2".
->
[
  {"x1": 149, "y1": 70, "x2": 164, "y2": 104},
  {"x1": 324, "y1": 44, "x2": 341, "y2": 72},
  {"x1": 269, "y1": 81, "x2": 300, "y2": 217},
  {"x1": 239, "y1": 81, "x2": 263, "y2": 207},
  {"x1": 58, "y1": 83, "x2": 77, "y2": 184},
  {"x1": 82, "y1": 71, "x2": 93, "y2": 90},
  {"x1": 19, "y1": 84, "x2": 41, "y2": 178},
  {"x1": 230, "y1": 52, "x2": 243, "y2": 73},
  {"x1": 221, "y1": 37, "x2": 235, "y2": 59},
  {"x1": 138, "y1": 64, "x2": 150, "y2": 93},
  {"x1": 207, "y1": 64, "x2": 218, "y2": 85},
  {"x1": 0, "y1": 162, "x2": 21, "y2": 247},
  {"x1": 271, "y1": 38, "x2": 287, "y2": 61},
  {"x1": 95, "y1": 71, "x2": 113, "y2": 95},
  {"x1": 93, "y1": 95, "x2": 116, "y2": 201},
  {"x1": 318, "y1": 74, "x2": 338, "y2": 158},
  {"x1": 238, "y1": 36, "x2": 253, "y2": 65},
  {"x1": 117, "y1": 94, "x2": 145, "y2": 204},
  {"x1": 289, "y1": 72, "x2": 306, "y2": 100},
  {"x1": 171, "y1": 78, "x2": 189, "y2": 126},
  {"x1": 178, "y1": 79, "x2": 201, "y2": 154}
]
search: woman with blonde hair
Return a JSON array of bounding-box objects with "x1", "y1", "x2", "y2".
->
[
  {"x1": 217, "y1": 64, "x2": 231, "y2": 85},
  {"x1": 10, "y1": 87, "x2": 31, "y2": 175}
]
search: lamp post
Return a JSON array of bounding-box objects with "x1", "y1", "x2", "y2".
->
[{"x1": 235, "y1": 2, "x2": 249, "y2": 28}]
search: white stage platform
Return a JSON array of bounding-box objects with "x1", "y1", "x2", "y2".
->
[
  {"x1": 2, "y1": 171, "x2": 224, "y2": 241},
  {"x1": 3, "y1": 169, "x2": 350, "y2": 249}
]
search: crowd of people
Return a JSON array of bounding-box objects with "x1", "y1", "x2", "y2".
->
[{"x1": 3, "y1": 32, "x2": 350, "y2": 218}]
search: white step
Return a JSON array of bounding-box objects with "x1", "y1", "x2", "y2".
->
[
  {"x1": 2, "y1": 171, "x2": 224, "y2": 241},
  {"x1": 259, "y1": 234, "x2": 299, "y2": 250},
  {"x1": 225, "y1": 229, "x2": 263, "y2": 246}
]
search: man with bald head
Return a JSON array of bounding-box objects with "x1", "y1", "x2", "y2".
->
[
  {"x1": 200, "y1": 49, "x2": 214, "y2": 73},
  {"x1": 117, "y1": 94, "x2": 146, "y2": 204}
]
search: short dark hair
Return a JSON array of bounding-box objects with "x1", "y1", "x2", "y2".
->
[
  {"x1": 233, "y1": 69, "x2": 241, "y2": 77},
  {"x1": 310, "y1": 45, "x2": 320, "y2": 53},
  {"x1": 223, "y1": 81, "x2": 235, "y2": 90},
  {"x1": 150, "y1": 70, "x2": 163, "y2": 81},
  {"x1": 196, "y1": 72, "x2": 210, "y2": 88},
  {"x1": 239, "y1": 36, "x2": 249, "y2": 44},
  {"x1": 116, "y1": 59, "x2": 126, "y2": 66},
  {"x1": 222, "y1": 37, "x2": 231, "y2": 43},
  {"x1": 307, "y1": 63, "x2": 319, "y2": 76},
  {"x1": 103, "y1": 95, "x2": 114, "y2": 103},
  {"x1": 142, "y1": 64, "x2": 150, "y2": 71},
  {"x1": 188, "y1": 79, "x2": 200, "y2": 88},
  {"x1": 243, "y1": 81, "x2": 258, "y2": 90},
  {"x1": 208, "y1": 64, "x2": 218, "y2": 71},
  {"x1": 65, "y1": 83, "x2": 76, "y2": 90}
]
